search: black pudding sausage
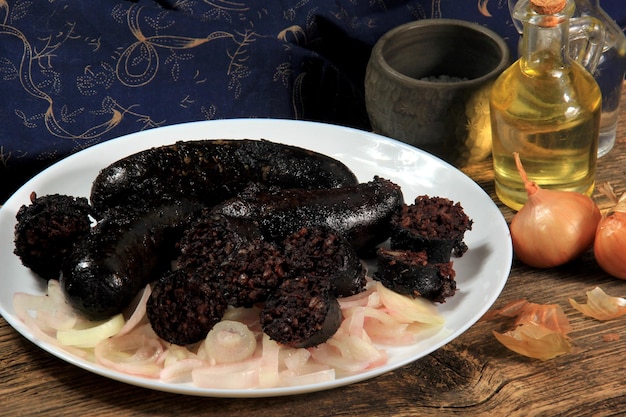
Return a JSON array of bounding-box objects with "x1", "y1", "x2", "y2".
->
[
  {"x1": 261, "y1": 275, "x2": 342, "y2": 348},
  {"x1": 215, "y1": 176, "x2": 405, "y2": 258},
  {"x1": 60, "y1": 199, "x2": 203, "y2": 320},
  {"x1": 90, "y1": 139, "x2": 358, "y2": 214}
]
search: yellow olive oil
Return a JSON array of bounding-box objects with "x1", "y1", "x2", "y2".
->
[{"x1": 491, "y1": 0, "x2": 602, "y2": 211}]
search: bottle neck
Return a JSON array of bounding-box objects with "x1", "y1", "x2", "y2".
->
[{"x1": 521, "y1": 13, "x2": 571, "y2": 71}]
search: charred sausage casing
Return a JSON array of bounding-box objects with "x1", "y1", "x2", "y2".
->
[
  {"x1": 60, "y1": 199, "x2": 203, "y2": 320},
  {"x1": 90, "y1": 139, "x2": 358, "y2": 214},
  {"x1": 215, "y1": 176, "x2": 405, "y2": 258}
]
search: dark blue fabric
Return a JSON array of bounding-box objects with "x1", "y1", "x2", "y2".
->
[{"x1": 1, "y1": 0, "x2": 624, "y2": 202}]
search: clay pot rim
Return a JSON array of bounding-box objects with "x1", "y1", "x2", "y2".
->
[{"x1": 369, "y1": 18, "x2": 511, "y2": 89}]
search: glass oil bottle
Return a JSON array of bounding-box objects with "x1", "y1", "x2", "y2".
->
[
  {"x1": 571, "y1": 0, "x2": 626, "y2": 157},
  {"x1": 491, "y1": 0, "x2": 602, "y2": 211}
]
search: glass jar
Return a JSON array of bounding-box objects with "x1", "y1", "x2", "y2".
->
[{"x1": 571, "y1": 0, "x2": 626, "y2": 157}]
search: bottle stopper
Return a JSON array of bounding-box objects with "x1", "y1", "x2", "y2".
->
[{"x1": 530, "y1": 0, "x2": 566, "y2": 14}]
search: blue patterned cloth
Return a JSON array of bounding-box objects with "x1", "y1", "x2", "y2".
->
[{"x1": 1, "y1": 0, "x2": 624, "y2": 202}]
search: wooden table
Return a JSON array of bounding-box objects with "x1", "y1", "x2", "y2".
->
[{"x1": 2, "y1": 83, "x2": 626, "y2": 417}]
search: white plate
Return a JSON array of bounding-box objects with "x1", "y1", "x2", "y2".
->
[{"x1": 0, "y1": 119, "x2": 512, "y2": 398}]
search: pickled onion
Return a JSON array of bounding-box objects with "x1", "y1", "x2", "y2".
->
[
  {"x1": 161, "y1": 358, "x2": 210, "y2": 383},
  {"x1": 94, "y1": 323, "x2": 165, "y2": 378},
  {"x1": 376, "y1": 282, "x2": 444, "y2": 325},
  {"x1": 14, "y1": 278, "x2": 445, "y2": 388},
  {"x1": 57, "y1": 313, "x2": 125, "y2": 348},
  {"x1": 279, "y1": 367, "x2": 335, "y2": 386},
  {"x1": 117, "y1": 284, "x2": 151, "y2": 337},
  {"x1": 192, "y1": 360, "x2": 260, "y2": 389},
  {"x1": 258, "y1": 334, "x2": 281, "y2": 388},
  {"x1": 281, "y1": 348, "x2": 311, "y2": 370},
  {"x1": 12, "y1": 280, "x2": 90, "y2": 358},
  {"x1": 200, "y1": 320, "x2": 257, "y2": 364}
]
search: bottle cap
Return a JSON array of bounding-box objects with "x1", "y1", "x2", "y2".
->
[{"x1": 530, "y1": 0, "x2": 566, "y2": 14}]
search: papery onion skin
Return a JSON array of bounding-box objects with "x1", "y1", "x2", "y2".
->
[
  {"x1": 493, "y1": 326, "x2": 571, "y2": 361},
  {"x1": 510, "y1": 154, "x2": 601, "y2": 268},
  {"x1": 594, "y1": 211, "x2": 626, "y2": 279},
  {"x1": 569, "y1": 287, "x2": 626, "y2": 320},
  {"x1": 485, "y1": 298, "x2": 573, "y2": 360}
]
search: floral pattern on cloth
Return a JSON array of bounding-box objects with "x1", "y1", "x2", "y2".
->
[{"x1": 0, "y1": 0, "x2": 624, "y2": 201}]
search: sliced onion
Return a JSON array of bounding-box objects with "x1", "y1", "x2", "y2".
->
[
  {"x1": 94, "y1": 323, "x2": 164, "y2": 378},
  {"x1": 13, "y1": 272, "x2": 451, "y2": 388},
  {"x1": 406, "y1": 322, "x2": 449, "y2": 340},
  {"x1": 57, "y1": 313, "x2": 125, "y2": 348},
  {"x1": 341, "y1": 305, "x2": 416, "y2": 345},
  {"x1": 281, "y1": 348, "x2": 311, "y2": 371},
  {"x1": 191, "y1": 360, "x2": 260, "y2": 389},
  {"x1": 14, "y1": 281, "x2": 80, "y2": 333},
  {"x1": 342, "y1": 306, "x2": 368, "y2": 339},
  {"x1": 376, "y1": 282, "x2": 444, "y2": 325},
  {"x1": 117, "y1": 284, "x2": 151, "y2": 337},
  {"x1": 325, "y1": 332, "x2": 382, "y2": 363},
  {"x1": 361, "y1": 307, "x2": 415, "y2": 345},
  {"x1": 199, "y1": 320, "x2": 257, "y2": 364},
  {"x1": 258, "y1": 333, "x2": 280, "y2": 388},
  {"x1": 161, "y1": 358, "x2": 208, "y2": 383},
  {"x1": 13, "y1": 291, "x2": 88, "y2": 358},
  {"x1": 163, "y1": 344, "x2": 203, "y2": 368},
  {"x1": 338, "y1": 286, "x2": 380, "y2": 309},
  {"x1": 569, "y1": 287, "x2": 626, "y2": 321},
  {"x1": 322, "y1": 326, "x2": 385, "y2": 372},
  {"x1": 279, "y1": 367, "x2": 335, "y2": 386},
  {"x1": 308, "y1": 343, "x2": 371, "y2": 374},
  {"x1": 160, "y1": 345, "x2": 208, "y2": 383},
  {"x1": 14, "y1": 292, "x2": 69, "y2": 334},
  {"x1": 308, "y1": 335, "x2": 388, "y2": 374},
  {"x1": 41, "y1": 280, "x2": 82, "y2": 331}
]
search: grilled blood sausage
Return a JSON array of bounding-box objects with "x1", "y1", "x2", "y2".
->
[
  {"x1": 178, "y1": 211, "x2": 288, "y2": 309},
  {"x1": 375, "y1": 247, "x2": 457, "y2": 303},
  {"x1": 14, "y1": 193, "x2": 94, "y2": 281},
  {"x1": 90, "y1": 139, "x2": 358, "y2": 214},
  {"x1": 60, "y1": 199, "x2": 203, "y2": 320},
  {"x1": 282, "y1": 226, "x2": 366, "y2": 297},
  {"x1": 147, "y1": 269, "x2": 228, "y2": 346},
  {"x1": 215, "y1": 176, "x2": 404, "y2": 257},
  {"x1": 260, "y1": 275, "x2": 342, "y2": 348}
]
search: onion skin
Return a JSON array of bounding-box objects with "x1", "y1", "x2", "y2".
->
[
  {"x1": 594, "y1": 211, "x2": 626, "y2": 279},
  {"x1": 569, "y1": 286, "x2": 626, "y2": 319},
  {"x1": 509, "y1": 153, "x2": 601, "y2": 269}
]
